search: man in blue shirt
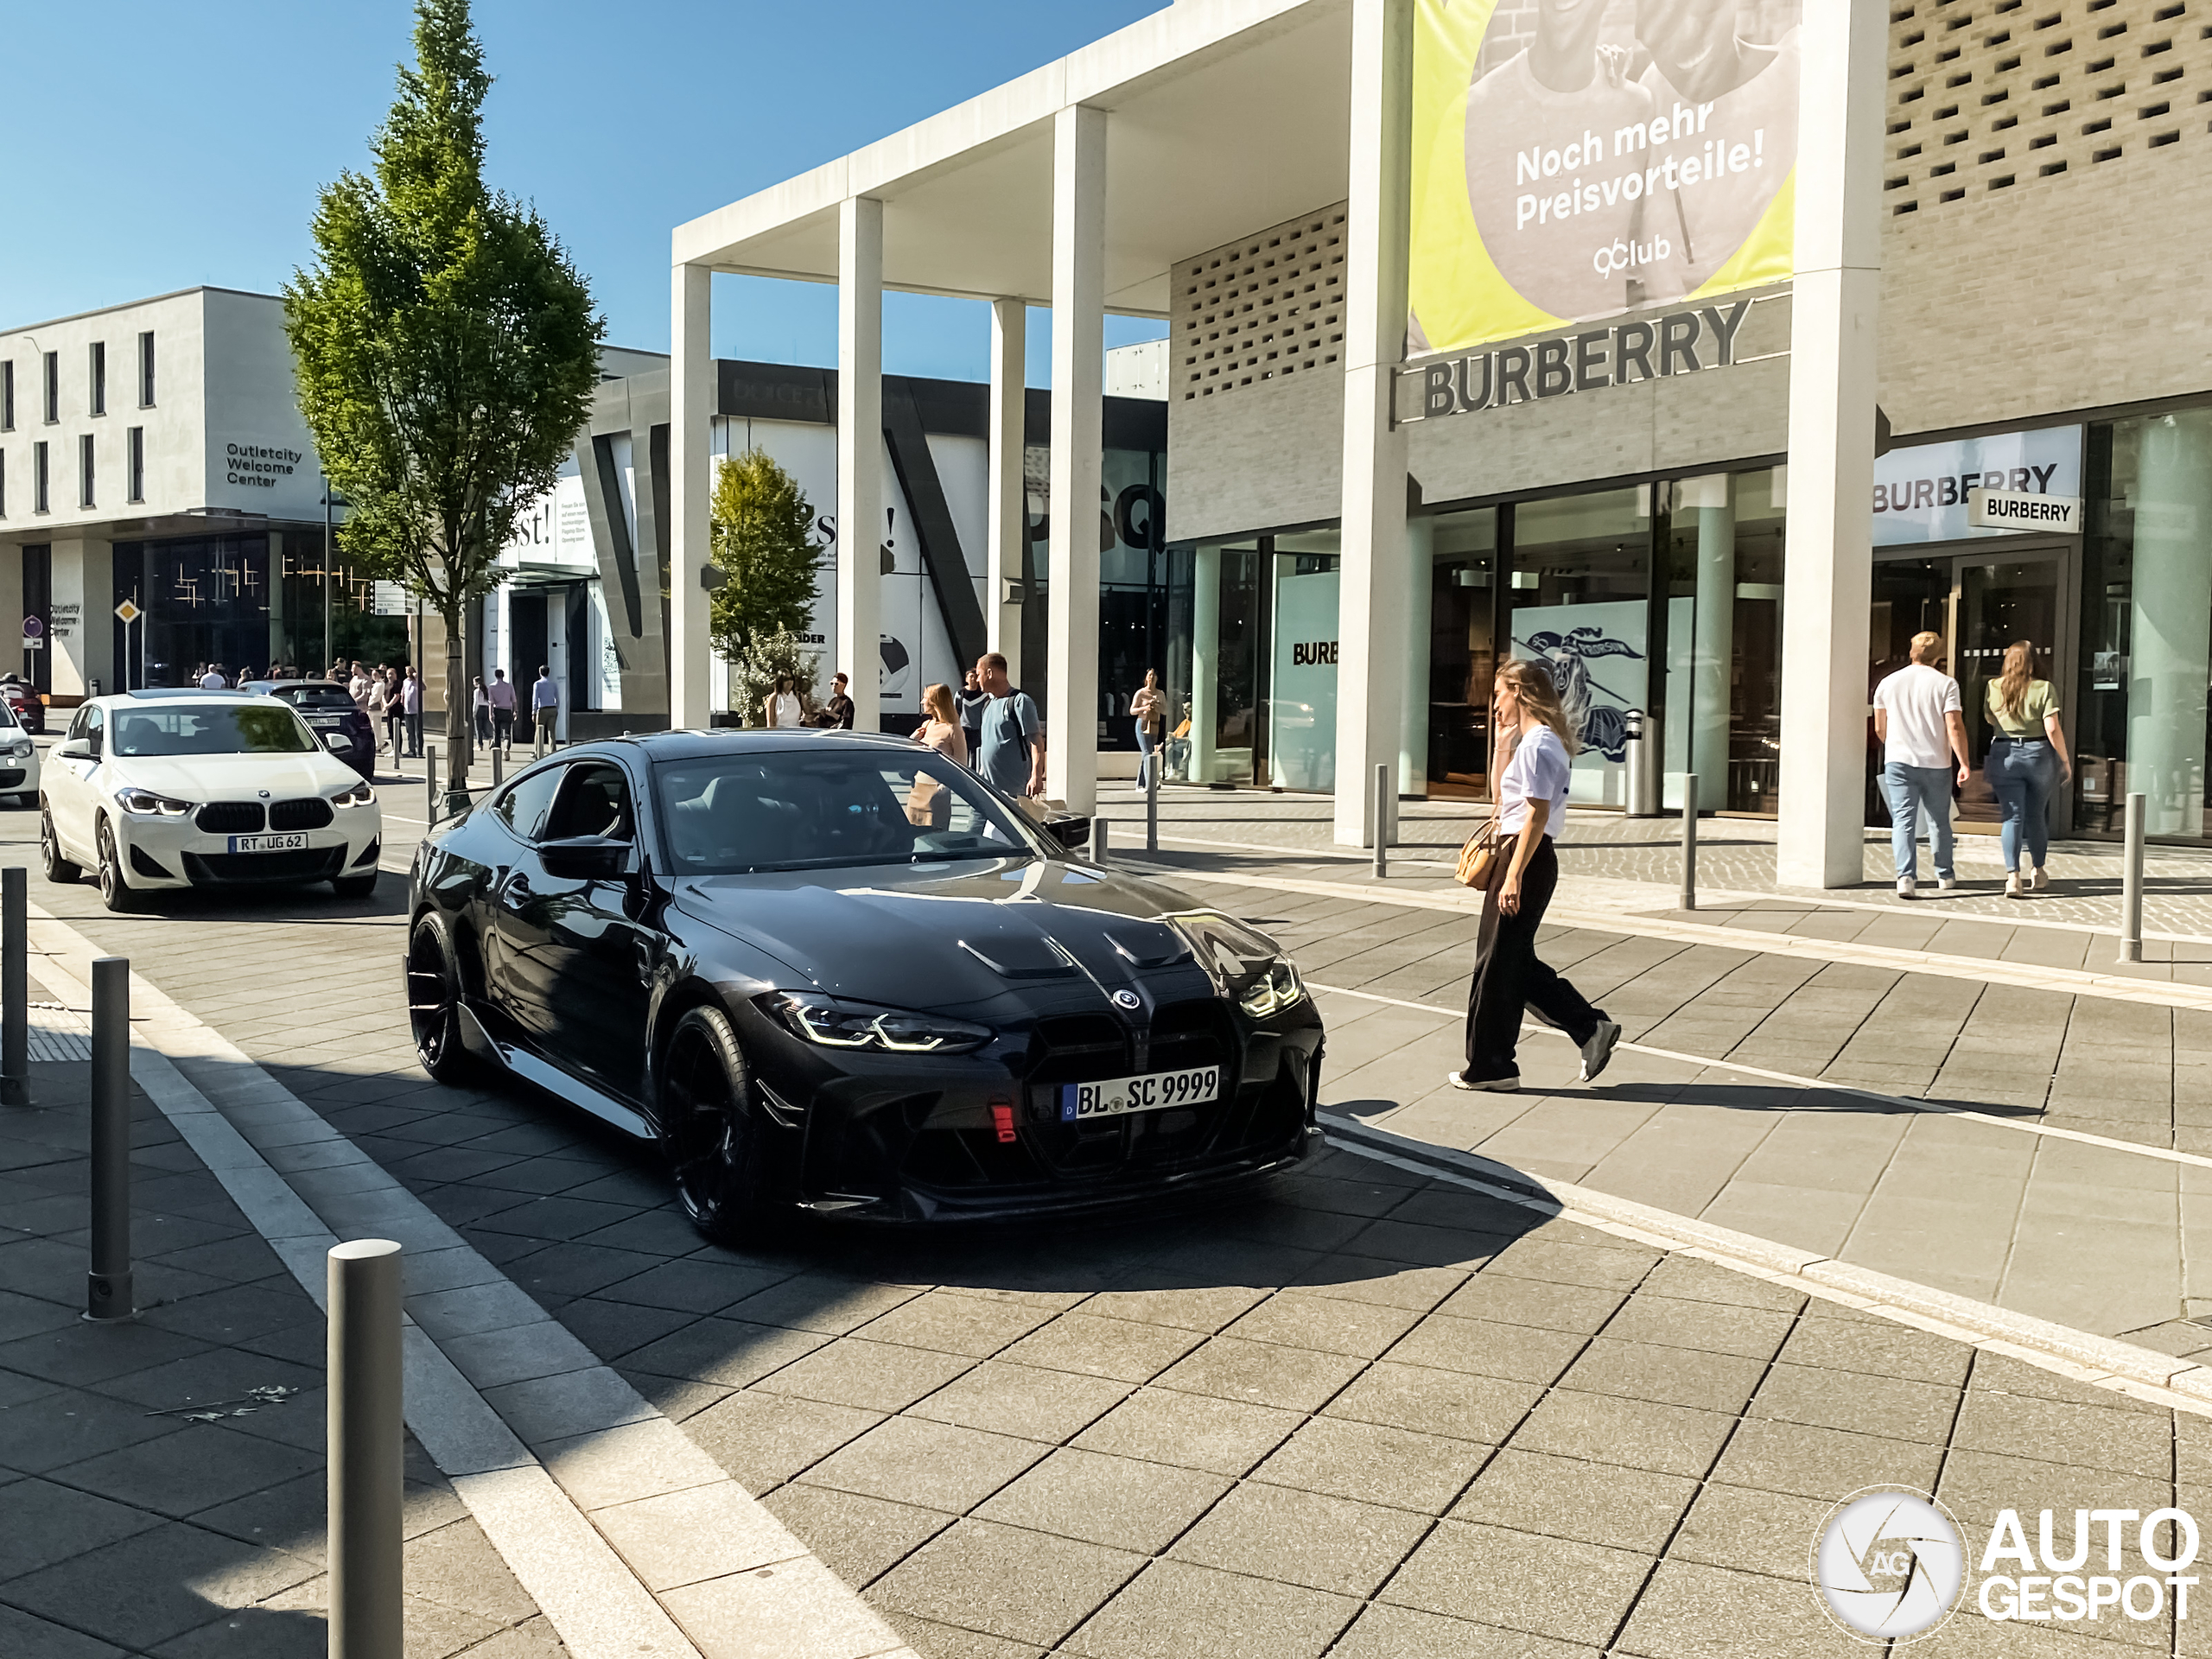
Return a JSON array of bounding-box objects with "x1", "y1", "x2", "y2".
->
[{"x1": 973, "y1": 652, "x2": 1045, "y2": 798}]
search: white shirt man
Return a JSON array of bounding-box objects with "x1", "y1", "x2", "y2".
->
[
  {"x1": 199, "y1": 667, "x2": 227, "y2": 690},
  {"x1": 530, "y1": 667, "x2": 559, "y2": 756},
  {"x1": 1871, "y1": 632, "x2": 1971, "y2": 897}
]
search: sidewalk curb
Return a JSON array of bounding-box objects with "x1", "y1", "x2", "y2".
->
[
  {"x1": 1320, "y1": 1112, "x2": 2212, "y2": 1414},
  {"x1": 27, "y1": 911, "x2": 917, "y2": 1659}
]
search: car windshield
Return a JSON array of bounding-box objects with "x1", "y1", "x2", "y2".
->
[
  {"x1": 655, "y1": 747, "x2": 1041, "y2": 874},
  {"x1": 110, "y1": 706, "x2": 315, "y2": 756},
  {"x1": 269, "y1": 685, "x2": 356, "y2": 711}
]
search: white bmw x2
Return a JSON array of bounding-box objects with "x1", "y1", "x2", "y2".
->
[{"x1": 42, "y1": 690, "x2": 384, "y2": 911}]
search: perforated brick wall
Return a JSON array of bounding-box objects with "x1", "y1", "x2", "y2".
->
[{"x1": 1171, "y1": 208, "x2": 1348, "y2": 404}]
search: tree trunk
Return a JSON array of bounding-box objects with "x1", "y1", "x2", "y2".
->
[{"x1": 442, "y1": 594, "x2": 470, "y2": 812}]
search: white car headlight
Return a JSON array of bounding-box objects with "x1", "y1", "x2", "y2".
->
[
  {"x1": 116, "y1": 788, "x2": 192, "y2": 817},
  {"x1": 332, "y1": 782, "x2": 375, "y2": 808},
  {"x1": 6, "y1": 738, "x2": 30, "y2": 759},
  {"x1": 1237, "y1": 960, "x2": 1306, "y2": 1019}
]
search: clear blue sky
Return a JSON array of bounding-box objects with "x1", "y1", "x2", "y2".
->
[{"x1": 1, "y1": 0, "x2": 1167, "y2": 384}]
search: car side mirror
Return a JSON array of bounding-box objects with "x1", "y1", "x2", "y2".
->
[
  {"x1": 56, "y1": 739, "x2": 92, "y2": 760},
  {"x1": 323, "y1": 733, "x2": 350, "y2": 752},
  {"x1": 540, "y1": 836, "x2": 631, "y2": 882}
]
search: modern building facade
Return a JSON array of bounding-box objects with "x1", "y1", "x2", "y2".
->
[{"x1": 664, "y1": 0, "x2": 2212, "y2": 884}]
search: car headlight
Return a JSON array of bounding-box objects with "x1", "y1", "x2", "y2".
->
[
  {"x1": 765, "y1": 992, "x2": 991, "y2": 1054},
  {"x1": 332, "y1": 782, "x2": 375, "y2": 807},
  {"x1": 115, "y1": 788, "x2": 192, "y2": 817},
  {"x1": 6, "y1": 738, "x2": 29, "y2": 759},
  {"x1": 1237, "y1": 960, "x2": 1305, "y2": 1019}
]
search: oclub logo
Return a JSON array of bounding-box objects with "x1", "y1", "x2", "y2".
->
[{"x1": 1813, "y1": 1489, "x2": 1967, "y2": 1643}]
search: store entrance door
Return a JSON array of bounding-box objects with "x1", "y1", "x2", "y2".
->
[{"x1": 1868, "y1": 544, "x2": 2074, "y2": 834}]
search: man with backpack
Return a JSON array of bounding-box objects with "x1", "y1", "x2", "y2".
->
[{"x1": 973, "y1": 652, "x2": 1045, "y2": 798}]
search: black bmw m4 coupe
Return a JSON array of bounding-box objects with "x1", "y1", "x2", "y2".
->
[{"x1": 404, "y1": 729, "x2": 1325, "y2": 1240}]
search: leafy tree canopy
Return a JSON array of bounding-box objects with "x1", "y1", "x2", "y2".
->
[{"x1": 709, "y1": 448, "x2": 827, "y2": 660}]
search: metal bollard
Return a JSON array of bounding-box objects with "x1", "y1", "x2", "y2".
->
[
  {"x1": 1623, "y1": 709, "x2": 1652, "y2": 817},
  {"x1": 491, "y1": 745, "x2": 504, "y2": 789},
  {"x1": 1087, "y1": 817, "x2": 1109, "y2": 865},
  {"x1": 1146, "y1": 755, "x2": 1159, "y2": 854},
  {"x1": 424, "y1": 745, "x2": 438, "y2": 826},
  {"x1": 1680, "y1": 773, "x2": 1699, "y2": 912},
  {"x1": 1373, "y1": 764, "x2": 1390, "y2": 880},
  {"x1": 84, "y1": 957, "x2": 133, "y2": 1322},
  {"x1": 3, "y1": 867, "x2": 25, "y2": 1106},
  {"x1": 2120, "y1": 790, "x2": 2145, "y2": 963},
  {"x1": 328, "y1": 1239, "x2": 404, "y2": 1659}
]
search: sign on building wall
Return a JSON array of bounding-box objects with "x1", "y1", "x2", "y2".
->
[
  {"x1": 1408, "y1": 0, "x2": 1802, "y2": 356},
  {"x1": 1872, "y1": 427, "x2": 2082, "y2": 546}
]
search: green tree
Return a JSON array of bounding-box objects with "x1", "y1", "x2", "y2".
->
[
  {"x1": 708, "y1": 448, "x2": 826, "y2": 661},
  {"x1": 285, "y1": 0, "x2": 603, "y2": 807},
  {"x1": 728, "y1": 629, "x2": 820, "y2": 728}
]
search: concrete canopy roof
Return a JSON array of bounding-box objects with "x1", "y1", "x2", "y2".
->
[{"x1": 672, "y1": 0, "x2": 1351, "y2": 319}]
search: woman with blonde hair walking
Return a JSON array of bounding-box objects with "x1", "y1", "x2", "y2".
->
[
  {"x1": 906, "y1": 683, "x2": 969, "y2": 828},
  {"x1": 1452, "y1": 658, "x2": 1620, "y2": 1093},
  {"x1": 1985, "y1": 639, "x2": 2071, "y2": 898}
]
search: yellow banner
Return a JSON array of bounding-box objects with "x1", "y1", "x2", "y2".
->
[{"x1": 1409, "y1": 0, "x2": 1800, "y2": 358}]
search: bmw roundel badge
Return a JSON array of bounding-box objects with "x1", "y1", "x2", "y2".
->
[{"x1": 1111, "y1": 989, "x2": 1141, "y2": 1011}]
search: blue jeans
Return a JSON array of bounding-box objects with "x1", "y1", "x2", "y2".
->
[
  {"x1": 1135, "y1": 720, "x2": 1158, "y2": 788},
  {"x1": 1986, "y1": 738, "x2": 2055, "y2": 872},
  {"x1": 1885, "y1": 761, "x2": 1955, "y2": 881}
]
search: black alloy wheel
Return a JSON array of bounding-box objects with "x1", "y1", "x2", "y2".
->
[
  {"x1": 406, "y1": 917, "x2": 480, "y2": 1084},
  {"x1": 41, "y1": 809, "x2": 80, "y2": 884},
  {"x1": 660, "y1": 1004, "x2": 768, "y2": 1246},
  {"x1": 95, "y1": 823, "x2": 137, "y2": 913}
]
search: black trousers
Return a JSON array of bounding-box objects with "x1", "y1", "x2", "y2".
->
[{"x1": 1464, "y1": 836, "x2": 1605, "y2": 1080}]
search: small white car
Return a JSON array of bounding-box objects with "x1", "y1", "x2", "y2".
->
[
  {"x1": 41, "y1": 690, "x2": 384, "y2": 911},
  {"x1": 0, "y1": 697, "x2": 40, "y2": 807}
]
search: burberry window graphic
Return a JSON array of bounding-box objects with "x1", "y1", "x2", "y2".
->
[{"x1": 1519, "y1": 626, "x2": 1644, "y2": 763}]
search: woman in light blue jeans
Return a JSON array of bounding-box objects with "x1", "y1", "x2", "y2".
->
[{"x1": 1983, "y1": 639, "x2": 2073, "y2": 899}]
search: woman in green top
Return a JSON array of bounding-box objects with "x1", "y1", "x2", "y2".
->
[{"x1": 1984, "y1": 639, "x2": 2072, "y2": 898}]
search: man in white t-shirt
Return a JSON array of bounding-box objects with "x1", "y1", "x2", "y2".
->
[{"x1": 1871, "y1": 631, "x2": 1971, "y2": 898}]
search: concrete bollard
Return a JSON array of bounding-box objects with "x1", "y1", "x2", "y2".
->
[
  {"x1": 328, "y1": 1239, "x2": 404, "y2": 1659},
  {"x1": 1146, "y1": 753, "x2": 1159, "y2": 854},
  {"x1": 1680, "y1": 774, "x2": 1699, "y2": 912},
  {"x1": 1373, "y1": 764, "x2": 1390, "y2": 880},
  {"x1": 491, "y1": 745, "x2": 504, "y2": 789},
  {"x1": 424, "y1": 744, "x2": 439, "y2": 827},
  {"x1": 3, "y1": 866, "x2": 25, "y2": 1106},
  {"x1": 1087, "y1": 817, "x2": 1109, "y2": 865},
  {"x1": 83, "y1": 957, "x2": 133, "y2": 1322},
  {"x1": 2120, "y1": 790, "x2": 2145, "y2": 963}
]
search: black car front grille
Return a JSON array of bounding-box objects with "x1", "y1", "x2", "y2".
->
[
  {"x1": 182, "y1": 848, "x2": 346, "y2": 886},
  {"x1": 196, "y1": 802, "x2": 264, "y2": 834},
  {"x1": 269, "y1": 798, "x2": 334, "y2": 831},
  {"x1": 0, "y1": 769, "x2": 22, "y2": 789}
]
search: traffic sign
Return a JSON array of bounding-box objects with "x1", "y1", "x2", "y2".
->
[
  {"x1": 21, "y1": 617, "x2": 41, "y2": 639},
  {"x1": 114, "y1": 601, "x2": 142, "y2": 626}
]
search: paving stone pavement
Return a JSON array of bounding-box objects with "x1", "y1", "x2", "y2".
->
[
  {"x1": 16, "y1": 779, "x2": 2212, "y2": 1653},
  {"x1": 0, "y1": 1042, "x2": 566, "y2": 1656}
]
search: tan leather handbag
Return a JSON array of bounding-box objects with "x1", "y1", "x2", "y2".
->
[{"x1": 1455, "y1": 814, "x2": 1502, "y2": 889}]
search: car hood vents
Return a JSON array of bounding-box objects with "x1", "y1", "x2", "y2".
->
[{"x1": 957, "y1": 937, "x2": 1077, "y2": 980}]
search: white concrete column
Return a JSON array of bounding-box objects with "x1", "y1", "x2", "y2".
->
[
  {"x1": 2127, "y1": 410, "x2": 2212, "y2": 836},
  {"x1": 987, "y1": 299, "x2": 1027, "y2": 683},
  {"x1": 1400, "y1": 516, "x2": 1433, "y2": 797},
  {"x1": 837, "y1": 196, "x2": 885, "y2": 733},
  {"x1": 1190, "y1": 543, "x2": 1220, "y2": 785},
  {"x1": 1046, "y1": 105, "x2": 1106, "y2": 811},
  {"x1": 1777, "y1": 0, "x2": 1886, "y2": 888},
  {"x1": 48, "y1": 537, "x2": 113, "y2": 699},
  {"x1": 1332, "y1": 0, "x2": 1414, "y2": 848},
  {"x1": 668, "y1": 262, "x2": 714, "y2": 729}
]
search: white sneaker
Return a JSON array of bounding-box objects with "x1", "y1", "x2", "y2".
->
[
  {"x1": 1937, "y1": 877, "x2": 1957, "y2": 892},
  {"x1": 1897, "y1": 876, "x2": 1916, "y2": 899},
  {"x1": 2031, "y1": 867, "x2": 2050, "y2": 891},
  {"x1": 2005, "y1": 871, "x2": 2024, "y2": 899},
  {"x1": 1579, "y1": 1020, "x2": 1623, "y2": 1083},
  {"x1": 1447, "y1": 1071, "x2": 1520, "y2": 1092}
]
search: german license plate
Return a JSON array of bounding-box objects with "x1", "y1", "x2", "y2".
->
[
  {"x1": 306, "y1": 716, "x2": 344, "y2": 729},
  {"x1": 1059, "y1": 1065, "x2": 1220, "y2": 1122},
  {"x1": 229, "y1": 833, "x2": 308, "y2": 854}
]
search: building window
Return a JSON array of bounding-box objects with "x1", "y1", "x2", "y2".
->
[
  {"x1": 41, "y1": 353, "x2": 58, "y2": 423},
  {"x1": 1, "y1": 360, "x2": 12, "y2": 431},
  {"x1": 137, "y1": 332, "x2": 156, "y2": 407},
  {"x1": 127, "y1": 427, "x2": 144, "y2": 504},
  {"x1": 79, "y1": 435, "x2": 95, "y2": 509},
  {"x1": 89, "y1": 342, "x2": 105, "y2": 417},
  {"x1": 33, "y1": 442, "x2": 49, "y2": 513}
]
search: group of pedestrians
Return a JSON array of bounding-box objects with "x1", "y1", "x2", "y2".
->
[
  {"x1": 1872, "y1": 631, "x2": 2070, "y2": 899},
  {"x1": 340, "y1": 660, "x2": 426, "y2": 758},
  {"x1": 466, "y1": 666, "x2": 562, "y2": 756}
]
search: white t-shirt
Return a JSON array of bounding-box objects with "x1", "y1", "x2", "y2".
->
[
  {"x1": 199, "y1": 672, "x2": 226, "y2": 690},
  {"x1": 1872, "y1": 663, "x2": 1962, "y2": 768},
  {"x1": 770, "y1": 692, "x2": 803, "y2": 727},
  {"x1": 1497, "y1": 723, "x2": 1573, "y2": 836}
]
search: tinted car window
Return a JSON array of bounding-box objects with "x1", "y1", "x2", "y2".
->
[
  {"x1": 270, "y1": 684, "x2": 358, "y2": 712},
  {"x1": 543, "y1": 764, "x2": 633, "y2": 842},
  {"x1": 110, "y1": 707, "x2": 313, "y2": 756},
  {"x1": 492, "y1": 766, "x2": 565, "y2": 842},
  {"x1": 655, "y1": 749, "x2": 1033, "y2": 874}
]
